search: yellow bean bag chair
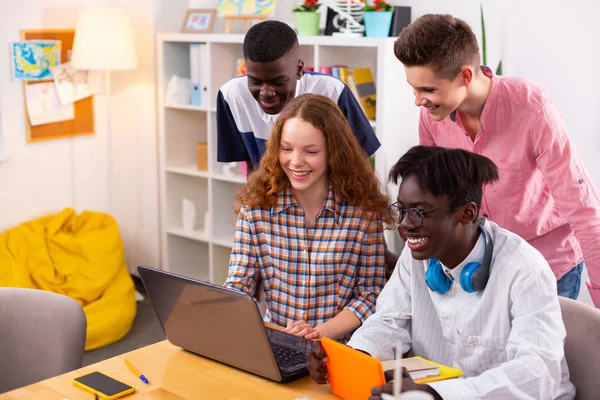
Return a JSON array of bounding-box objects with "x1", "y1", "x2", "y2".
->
[{"x1": 0, "y1": 208, "x2": 136, "y2": 350}]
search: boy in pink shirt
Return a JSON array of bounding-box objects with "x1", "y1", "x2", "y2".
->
[{"x1": 394, "y1": 14, "x2": 600, "y2": 307}]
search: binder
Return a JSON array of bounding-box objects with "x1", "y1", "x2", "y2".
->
[
  {"x1": 190, "y1": 44, "x2": 201, "y2": 105},
  {"x1": 190, "y1": 43, "x2": 209, "y2": 107},
  {"x1": 199, "y1": 44, "x2": 209, "y2": 108}
]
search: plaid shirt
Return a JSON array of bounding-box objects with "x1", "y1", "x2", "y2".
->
[{"x1": 225, "y1": 187, "x2": 386, "y2": 341}]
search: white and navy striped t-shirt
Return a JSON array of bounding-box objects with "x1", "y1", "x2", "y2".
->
[{"x1": 216, "y1": 71, "x2": 380, "y2": 168}]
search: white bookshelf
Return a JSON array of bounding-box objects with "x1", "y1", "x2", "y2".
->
[{"x1": 157, "y1": 33, "x2": 419, "y2": 284}]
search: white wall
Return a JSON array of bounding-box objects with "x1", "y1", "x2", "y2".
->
[
  {"x1": 396, "y1": 0, "x2": 600, "y2": 188},
  {"x1": 110, "y1": 0, "x2": 160, "y2": 271},
  {"x1": 499, "y1": 0, "x2": 600, "y2": 306},
  {"x1": 0, "y1": 0, "x2": 159, "y2": 272}
]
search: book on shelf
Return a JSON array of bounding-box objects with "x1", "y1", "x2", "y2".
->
[
  {"x1": 235, "y1": 58, "x2": 246, "y2": 76},
  {"x1": 344, "y1": 70, "x2": 366, "y2": 114},
  {"x1": 337, "y1": 67, "x2": 349, "y2": 85},
  {"x1": 318, "y1": 65, "x2": 332, "y2": 75},
  {"x1": 331, "y1": 66, "x2": 339, "y2": 80}
]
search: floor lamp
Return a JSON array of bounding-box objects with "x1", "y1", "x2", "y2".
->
[{"x1": 71, "y1": 6, "x2": 138, "y2": 214}]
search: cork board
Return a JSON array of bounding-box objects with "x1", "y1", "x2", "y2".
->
[{"x1": 21, "y1": 29, "x2": 95, "y2": 142}]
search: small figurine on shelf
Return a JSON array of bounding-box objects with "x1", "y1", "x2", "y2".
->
[
  {"x1": 293, "y1": 0, "x2": 322, "y2": 36},
  {"x1": 329, "y1": 0, "x2": 365, "y2": 37},
  {"x1": 166, "y1": 75, "x2": 191, "y2": 106},
  {"x1": 182, "y1": 198, "x2": 197, "y2": 233},
  {"x1": 223, "y1": 162, "x2": 241, "y2": 177}
]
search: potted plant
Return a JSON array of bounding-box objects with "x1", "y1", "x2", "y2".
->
[
  {"x1": 480, "y1": 3, "x2": 503, "y2": 75},
  {"x1": 363, "y1": 0, "x2": 393, "y2": 37},
  {"x1": 293, "y1": 0, "x2": 322, "y2": 36}
]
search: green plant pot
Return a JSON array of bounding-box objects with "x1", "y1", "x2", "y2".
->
[{"x1": 294, "y1": 12, "x2": 320, "y2": 36}]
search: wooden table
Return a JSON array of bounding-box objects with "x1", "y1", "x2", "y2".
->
[{"x1": 0, "y1": 340, "x2": 338, "y2": 400}]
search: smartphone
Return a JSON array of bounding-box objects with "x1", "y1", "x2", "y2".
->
[{"x1": 73, "y1": 371, "x2": 135, "y2": 400}]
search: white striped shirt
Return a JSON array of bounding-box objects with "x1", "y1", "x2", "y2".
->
[{"x1": 347, "y1": 220, "x2": 575, "y2": 400}]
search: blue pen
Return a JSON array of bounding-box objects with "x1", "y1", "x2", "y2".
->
[{"x1": 124, "y1": 359, "x2": 149, "y2": 384}]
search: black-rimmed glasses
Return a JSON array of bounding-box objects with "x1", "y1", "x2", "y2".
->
[{"x1": 388, "y1": 200, "x2": 453, "y2": 227}]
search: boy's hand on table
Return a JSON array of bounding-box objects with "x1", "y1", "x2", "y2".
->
[
  {"x1": 369, "y1": 369, "x2": 442, "y2": 400},
  {"x1": 306, "y1": 341, "x2": 329, "y2": 384}
]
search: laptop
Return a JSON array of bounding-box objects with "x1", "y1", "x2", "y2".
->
[{"x1": 137, "y1": 265, "x2": 312, "y2": 383}]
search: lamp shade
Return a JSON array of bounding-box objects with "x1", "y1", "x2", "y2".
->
[{"x1": 71, "y1": 6, "x2": 138, "y2": 71}]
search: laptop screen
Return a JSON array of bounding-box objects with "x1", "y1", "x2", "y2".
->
[{"x1": 138, "y1": 265, "x2": 283, "y2": 381}]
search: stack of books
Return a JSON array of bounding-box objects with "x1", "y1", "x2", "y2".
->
[{"x1": 381, "y1": 356, "x2": 463, "y2": 383}]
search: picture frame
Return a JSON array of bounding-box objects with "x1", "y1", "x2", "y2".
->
[
  {"x1": 217, "y1": 0, "x2": 276, "y2": 17},
  {"x1": 181, "y1": 9, "x2": 216, "y2": 33}
]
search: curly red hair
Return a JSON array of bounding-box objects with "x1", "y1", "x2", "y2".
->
[{"x1": 235, "y1": 94, "x2": 392, "y2": 225}]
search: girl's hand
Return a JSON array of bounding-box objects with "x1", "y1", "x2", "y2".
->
[{"x1": 284, "y1": 320, "x2": 321, "y2": 339}]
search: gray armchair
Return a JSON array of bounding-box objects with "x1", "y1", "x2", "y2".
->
[
  {"x1": 559, "y1": 296, "x2": 600, "y2": 400},
  {"x1": 0, "y1": 288, "x2": 87, "y2": 393}
]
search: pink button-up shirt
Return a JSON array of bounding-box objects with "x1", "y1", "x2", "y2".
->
[{"x1": 419, "y1": 68, "x2": 600, "y2": 307}]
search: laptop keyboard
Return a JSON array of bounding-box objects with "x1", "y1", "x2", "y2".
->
[{"x1": 271, "y1": 343, "x2": 307, "y2": 368}]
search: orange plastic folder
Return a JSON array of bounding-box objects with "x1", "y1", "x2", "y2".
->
[
  {"x1": 321, "y1": 338, "x2": 464, "y2": 400},
  {"x1": 321, "y1": 337, "x2": 385, "y2": 400}
]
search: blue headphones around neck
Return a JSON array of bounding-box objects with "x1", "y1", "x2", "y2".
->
[{"x1": 425, "y1": 222, "x2": 494, "y2": 294}]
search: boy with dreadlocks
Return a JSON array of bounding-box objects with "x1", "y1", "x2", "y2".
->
[{"x1": 307, "y1": 146, "x2": 575, "y2": 400}]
